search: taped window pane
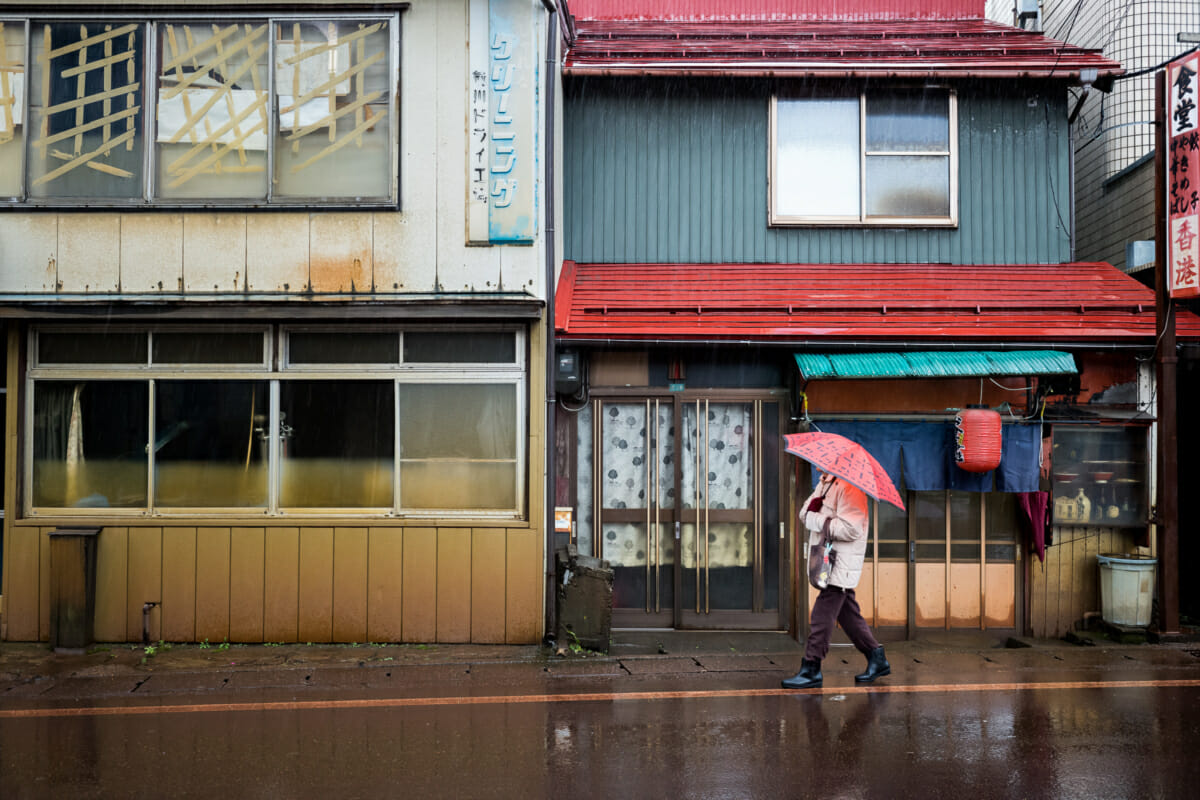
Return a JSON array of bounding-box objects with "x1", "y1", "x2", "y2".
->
[
  {"x1": 272, "y1": 18, "x2": 392, "y2": 200},
  {"x1": 27, "y1": 22, "x2": 145, "y2": 199},
  {"x1": 154, "y1": 21, "x2": 270, "y2": 200},
  {"x1": 0, "y1": 21, "x2": 25, "y2": 197}
]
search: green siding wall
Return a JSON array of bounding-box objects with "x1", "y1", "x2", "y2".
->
[{"x1": 564, "y1": 80, "x2": 1072, "y2": 265}]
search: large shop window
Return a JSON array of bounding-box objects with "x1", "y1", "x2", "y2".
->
[
  {"x1": 27, "y1": 326, "x2": 525, "y2": 517},
  {"x1": 770, "y1": 89, "x2": 957, "y2": 226},
  {"x1": 0, "y1": 14, "x2": 397, "y2": 206}
]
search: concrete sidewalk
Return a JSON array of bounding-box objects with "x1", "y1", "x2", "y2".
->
[{"x1": 3, "y1": 628, "x2": 1199, "y2": 705}]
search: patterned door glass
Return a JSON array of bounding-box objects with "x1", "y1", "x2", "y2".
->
[
  {"x1": 680, "y1": 402, "x2": 755, "y2": 613},
  {"x1": 598, "y1": 401, "x2": 674, "y2": 613},
  {"x1": 681, "y1": 402, "x2": 753, "y2": 511},
  {"x1": 600, "y1": 402, "x2": 648, "y2": 516}
]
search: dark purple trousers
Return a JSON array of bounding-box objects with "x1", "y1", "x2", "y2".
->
[{"x1": 804, "y1": 586, "x2": 881, "y2": 661}]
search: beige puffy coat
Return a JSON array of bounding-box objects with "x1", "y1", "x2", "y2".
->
[{"x1": 803, "y1": 474, "x2": 869, "y2": 590}]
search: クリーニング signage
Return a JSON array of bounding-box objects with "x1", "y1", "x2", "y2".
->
[{"x1": 467, "y1": 0, "x2": 538, "y2": 245}]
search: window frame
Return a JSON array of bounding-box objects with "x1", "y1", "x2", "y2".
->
[
  {"x1": 0, "y1": 11, "x2": 401, "y2": 209},
  {"x1": 24, "y1": 323, "x2": 527, "y2": 520},
  {"x1": 769, "y1": 88, "x2": 958, "y2": 228}
]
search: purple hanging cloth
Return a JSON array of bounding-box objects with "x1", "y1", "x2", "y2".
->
[{"x1": 1017, "y1": 491, "x2": 1050, "y2": 563}]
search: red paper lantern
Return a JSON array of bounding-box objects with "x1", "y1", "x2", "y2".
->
[{"x1": 954, "y1": 405, "x2": 1002, "y2": 473}]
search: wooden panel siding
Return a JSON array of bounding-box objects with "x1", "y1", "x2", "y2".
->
[
  {"x1": 564, "y1": 80, "x2": 1071, "y2": 266},
  {"x1": 127, "y1": 527, "x2": 162, "y2": 643},
  {"x1": 1029, "y1": 526, "x2": 1140, "y2": 637},
  {"x1": 505, "y1": 528, "x2": 542, "y2": 644},
  {"x1": 436, "y1": 528, "x2": 472, "y2": 643},
  {"x1": 93, "y1": 527, "x2": 128, "y2": 641},
  {"x1": 3, "y1": 524, "x2": 542, "y2": 644},
  {"x1": 471, "y1": 529, "x2": 507, "y2": 643},
  {"x1": 298, "y1": 527, "x2": 334, "y2": 643},
  {"x1": 263, "y1": 527, "x2": 300, "y2": 643},
  {"x1": 161, "y1": 527, "x2": 197, "y2": 642},
  {"x1": 196, "y1": 528, "x2": 232, "y2": 643},
  {"x1": 4, "y1": 527, "x2": 41, "y2": 641},
  {"x1": 229, "y1": 527, "x2": 265, "y2": 642},
  {"x1": 333, "y1": 527, "x2": 369, "y2": 643},
  {"x1": 402, "y1": 527, "x2": 438, "y2": 642},
  {"x1": 367, "y1": 527, "x2": 404, "y2": 642}
]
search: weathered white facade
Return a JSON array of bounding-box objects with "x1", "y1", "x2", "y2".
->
[{"x1": 0, "y1": 0, "x2": 555, "y2": 646}]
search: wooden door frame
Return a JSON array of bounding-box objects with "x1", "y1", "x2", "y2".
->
[{"x1": 591, "y1": 388, "x2": 788, "y2": 630}]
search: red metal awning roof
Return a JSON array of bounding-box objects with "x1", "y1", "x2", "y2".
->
[
  {"x1": 562, "y1": 18, "x2": 1122, "y2": 83},
  {"x1": 554, "y1": 261, "x2": 1200, "y2": 344},
  {"x1": 567, "y1": 1, "x2": 984, "y2": 21}
]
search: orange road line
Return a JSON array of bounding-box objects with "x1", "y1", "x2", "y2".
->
[{"x1": 4, "y1": 678, "x2": 1200, "y2": 719}]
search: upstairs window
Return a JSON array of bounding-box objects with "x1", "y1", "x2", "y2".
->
[
  {"x1": 770, "y1": 89, "x2": 957, "y2": 226},
  {"x1": 0, "y1": 14, "x2": 398, "y2": 207}
]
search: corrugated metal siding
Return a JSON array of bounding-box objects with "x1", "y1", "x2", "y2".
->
[
  {"x1": 563, "y1": 80, "x2": 1072, "y2": 265},
  {"x1": 794, "y1": 350, "x2": 1078, "y2": 379},
  {"x1": 568, "y1": 0, "x2": 984, "y2": 21}
]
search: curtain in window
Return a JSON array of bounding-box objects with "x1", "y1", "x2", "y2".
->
[{"x1": 813, "y1": 420, "x2": 1041, "y2": 494}]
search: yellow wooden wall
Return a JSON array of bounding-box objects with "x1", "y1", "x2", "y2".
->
[
  {"x1": 1028, "y1": 526, "x2": 1139, "y2": 637},
  {"x1": 2, "y1": 525, "x2": 543, "y2": 644}
]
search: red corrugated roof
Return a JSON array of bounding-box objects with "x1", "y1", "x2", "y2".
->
[
  {"x1": 563, "y1": 18, "x2": 1122, "y2": 82},
  {"x1": 555, "y1": 261, "x2": 1200, "y2": 343},
  {"x1": 568, "y1": 1, "x2": 983, "y2": 21}
]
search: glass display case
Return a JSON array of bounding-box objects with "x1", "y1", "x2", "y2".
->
[{"x1": 1050, "y1": 425, "x2": 1148, "y2": 527}]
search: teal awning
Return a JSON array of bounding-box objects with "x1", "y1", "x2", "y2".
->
[{"x1": 794, "y1": 350, "x2": 1077, "y2": 380}]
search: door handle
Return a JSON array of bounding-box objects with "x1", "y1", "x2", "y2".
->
[
  {"x1": 675, "y1": 521, "x2": 680, "y2": 540},
  {"x1": 909, "y1": 541, "x2": 916, "y2": 563}
]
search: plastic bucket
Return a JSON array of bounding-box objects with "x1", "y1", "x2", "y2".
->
[{"x1": 1097, "y1": 553, "x2": 1156, "y2": 627}]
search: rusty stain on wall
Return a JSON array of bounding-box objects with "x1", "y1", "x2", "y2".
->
[{"x1": 310, "y1": 251, "x2": 370, "y2": 293}]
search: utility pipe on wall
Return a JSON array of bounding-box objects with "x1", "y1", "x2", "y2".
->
[{"x1": 542, "y1": 0, "x2": 559, "y2": 643}]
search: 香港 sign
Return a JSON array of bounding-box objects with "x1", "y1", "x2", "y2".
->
[{"x1": 1169, "y1": 53, "x2": 1200, "y2": 298}]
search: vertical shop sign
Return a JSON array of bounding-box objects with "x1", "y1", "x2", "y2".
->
[
  {"x1": 1168, "y1": 54, "x2": 1200, "y2": 298},
  {"x1": 467, "y1": 0, "x2": 538, "y2": 245}
]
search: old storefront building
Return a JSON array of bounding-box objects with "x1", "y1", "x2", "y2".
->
[
  {"x1": 0, "y1": 1, "x2": 554, "y2": 645},
  {"x1": 552, "y1": 0, "x2": 1199, "y2": 639}
]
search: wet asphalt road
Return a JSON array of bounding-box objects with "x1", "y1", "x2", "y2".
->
[{"x1": 4, "y1": 644, "x2": 1200, "y2": 799}]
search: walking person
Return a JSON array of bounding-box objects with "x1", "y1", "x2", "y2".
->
[{"x1": 782, "y1": 472, "x2": 890, "y2": 689}]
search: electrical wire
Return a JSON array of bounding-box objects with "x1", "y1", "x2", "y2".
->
[
  {"x1": 1116, "y1": 44, "x2": 1200, "y2": 82},
  {"x1": 989, "y1": 377, "x2": 1034, "y2": 392},
  {"x1": 1044, "y1": 102, "x2": 1072, "y2": 241}
]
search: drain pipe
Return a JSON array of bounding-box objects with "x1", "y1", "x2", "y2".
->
[
  {"x1": 542, "y1": 0, "x2": 559, "y2": 645},
  {"x1": 142, "y1": 601, "x2": 158, "y2": 645}
]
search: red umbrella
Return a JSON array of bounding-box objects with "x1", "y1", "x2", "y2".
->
[{"x1": 783, "y1": 432, "x2": 906, "y2": 511}]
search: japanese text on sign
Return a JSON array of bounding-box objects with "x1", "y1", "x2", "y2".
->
[{"x1": 1169, "y1": 55, "x2": 1200, "y2": 298}]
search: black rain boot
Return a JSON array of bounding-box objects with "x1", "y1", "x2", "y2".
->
[
  {"x1": 854, "y1": 646, "x2": 891, "y2": 683},
  {"x1": 781, "y1": 657, "x2": 823, "y2": 689}
]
